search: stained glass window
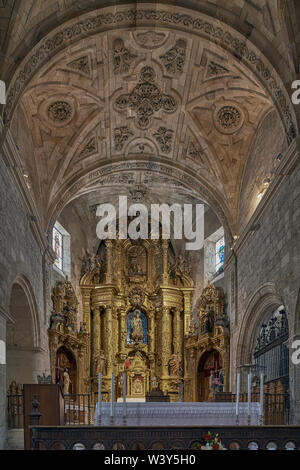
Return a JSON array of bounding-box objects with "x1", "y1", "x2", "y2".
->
[
  {"x1": 53, "y1": 226, "x2": 63, "y2": 270},
  {"x1": 215, "y1": 236, "x2": 225, "y2": 272}
]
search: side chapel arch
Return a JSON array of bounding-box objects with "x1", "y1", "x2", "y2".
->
[
  {"x1": 236, "y1": 283, "x2": 284, "y2": 368},
  {"x1": 7, "y1": 274, "x2": 41, "y2": 385}
]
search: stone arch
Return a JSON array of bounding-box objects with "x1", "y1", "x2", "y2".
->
[
  {"x1": 236, "y1": 283, "x2": 284, "y2": 367},
  {"x1": 6, "y1": 274, "x2": 41, "y2": 386},
  {"x1": 197, "y1": 348, "x2": 223, "y2": 402},
  {"x1": 9, "y1": 274, "x2": 40, "y2": 349},
  {"x1": 46, "y1": 161, "x2": 232, "y2": 243},
  {"x1": 295, "y1": 288, "x2": 300, "y2": 335}
]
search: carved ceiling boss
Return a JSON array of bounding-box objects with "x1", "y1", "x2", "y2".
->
[{"x1": 115, "y1": 66, "x2": 177, "y2": 129}]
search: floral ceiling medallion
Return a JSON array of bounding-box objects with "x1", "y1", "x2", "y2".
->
[
  {"x1": 214, "y1": 105, "x2": 244, "y2": 134},
  {"x1": 115, "y1": 66, "x2": 177, "y2": 129},
  {"x1": 47, "y1": 101, "x2": 73, "y2": 124}
]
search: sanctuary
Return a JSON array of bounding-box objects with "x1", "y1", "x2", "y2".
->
[{"x1": 1, "y1": 0, "x2": 300, "y2": 451}]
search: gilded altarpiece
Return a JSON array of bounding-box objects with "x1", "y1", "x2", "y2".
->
[
  {"x1": 184, "y1": 283, "x2": 229, "y2": 402},
  {"x1": 48, "y1": 277, "x2": 89, "y2": 394},
  {"x1": 79, "y1": 238, "x2": 194, "y2": 401}
]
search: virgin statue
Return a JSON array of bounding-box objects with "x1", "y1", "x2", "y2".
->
[{"x1": 130, "y1": 310, "x2": 144, "y2": 343}]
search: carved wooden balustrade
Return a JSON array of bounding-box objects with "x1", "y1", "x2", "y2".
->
[{"x1": 30, "y1": 425, "x2": 300, "y2": 450}]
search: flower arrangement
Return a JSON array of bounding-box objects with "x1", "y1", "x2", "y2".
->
[{"x1": 193, "y1": 432, "x2": 226, "y2": 450}]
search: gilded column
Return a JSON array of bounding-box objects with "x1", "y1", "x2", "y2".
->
[
  {"x1": 81, "y1": 287, "x2": 91, "y2": 333},
  {"x1": 173, "y1": 308, "x2": 181, "y2": 355},
  {"x1": 161, "y1": 306, "x2": 172, "y2": 377},
  {"x1": 112, "y1": 307, "x2": 118, "y2": 369},
  {"x1": 183, "y1": 290, "x2": 192, "y2": 336},
  {"x1": 162, "y1": 240, "x2": 169, "y2": 284},
  {"x1": 105, "y1": 240, "x2": 113, "y2": 284},
  {"x1": 119, "y1": 307, "x2": 126, "y2": 354},
  {"x1": 77, "y1": 350, "x2": 84, "y2": 393},
  {"x1": 91, "y1": 308, "x2": 100, "y2": 374},
  {"x1": 149, "y1": 306, "x2": 155, "y2": 357},
  {"x1": 105, "y1": 306, "x2": 113, "y2": 376}
]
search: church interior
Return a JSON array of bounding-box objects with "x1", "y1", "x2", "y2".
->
[{"x1": 0, "y1": 0, "x2": 300, "y2": 451}]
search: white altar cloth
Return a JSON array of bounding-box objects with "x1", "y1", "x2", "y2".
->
[{"x1": 94, "y1": 402, "x2": 261, "y2": 426}]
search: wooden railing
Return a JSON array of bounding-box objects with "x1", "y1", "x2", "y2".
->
[
  {"x1": 214, "y1": 390, "x2": 289, "y2": 425},
  {"x1": 7, "y1": 393, "x2": 24, "y2": 429},
  {"x1": 8, "y1": 389, "x2": 290, "y2": 429},
  {"x1": 30, "y1": 424, "x2": 300, "y2": 450}
]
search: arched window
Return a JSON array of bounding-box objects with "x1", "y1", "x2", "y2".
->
[
  {"x1": 215, "y1": 236, "x2": 225, "y2": 272},
  {"x1": 52, "y1": 221, "x2": 71, "y2": 276},
  {"x1": 253, "y1": 305, "x2": 289, "y2": 385}
]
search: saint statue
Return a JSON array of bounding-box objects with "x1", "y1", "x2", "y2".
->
[
  {"x1": 201, "y1": 310, "x2": 214, "y2": 334},
  {"x1": 218, "y1": 368, "x2": 225, "y2": 392},
  {"x1": 168, "y1": 353, "x2": 182, "y2": 376},
  {"x1": 130, "y1": 309, "x2": 144, "y2": 343},
  {"x1": 94, "y1": 350, "x2": 107, "y2": 376},
  {"x1": 208, "y1": 370, "x2": 215, "y2": 401},
  {"x1": 63, "y1": 369, "x2": 71, "y2": 395},
  {"x1": 130, "y1": 261, "x2": 144, "y2": 275}
]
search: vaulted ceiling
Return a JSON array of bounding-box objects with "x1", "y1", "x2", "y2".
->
[{"x1": 1, "y1": 1, "x2": 298, "y2": 240}]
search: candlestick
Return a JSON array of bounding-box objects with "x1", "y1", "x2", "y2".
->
[
  {"x1": 247, "y1": 370, "x2": 252, "y2": 425},
  {"x1": 110, "y1": 373, "x2": 114, "y2": 422},
  {"x1": 123, "y1": 372, "x2": 127, "y2": 424},
  {"x1": 235, "y1": 372, "x2": 240, "y2": 425},
  {"x1": 259, "y1": 371, "x2": 264, "y2": 425},
  {"x1": 98, "y1": 372, "x2": 102, "y2": 425}
]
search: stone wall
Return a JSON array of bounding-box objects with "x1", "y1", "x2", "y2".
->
[
  {"x1": 0, "y1": 314, "x2": 6, "y2": 449},
  {"x1": 0, "y1": 156, "x2": 50, "y2": 449},
  {"x1": 231, "y1": 157, "x2": 300, "y2": 422}
]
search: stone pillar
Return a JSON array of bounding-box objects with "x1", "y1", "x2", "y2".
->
[
  {"x1": 203, "y1": 239, "x2": 216, "y2": 284},
  {"x1": 43, "y1": 245, "x2": 56, "y2": 325},
  {"x1": 48, "y1": 332, "x2": 58, "y2": 381},
  {"x1": 0, "y1": 314, "x2": 6, "y2": 449},
  {"x1": 161, "y1": 307, "x2": 172, "y2": 377}
]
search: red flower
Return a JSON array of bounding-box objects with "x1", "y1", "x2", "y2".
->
[
  {"x1": 212, "y1": 444, "x2": 219, "y2": 450},
  {"x1": 204, "y1": 434, "x2": 210, "y2": 441},
  {"x1": 217, "y1": 437, "x2": 221, "y2": 442},
  {"x1": 198, "y1": 444, "x2": 202, "y2": 450}
]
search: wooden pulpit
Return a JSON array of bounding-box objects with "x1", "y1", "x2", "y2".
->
[{"x1": 23, "y1": 384, "x2": 64, "y2": 450}]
